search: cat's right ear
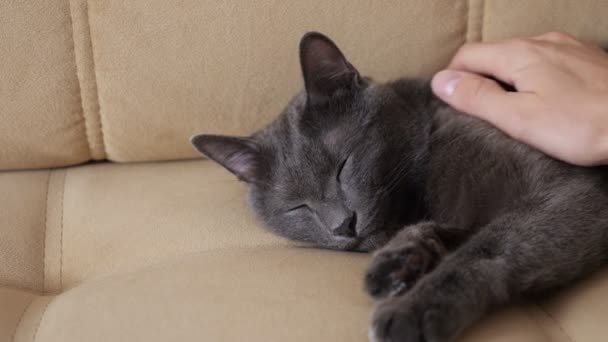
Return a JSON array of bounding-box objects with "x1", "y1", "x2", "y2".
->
[
  {"x1": 190, "y1": 134, "x2": 264, "y2": 183},
  {"x1": 299, "y1": 32, "x2": 361, "y2": 104}
]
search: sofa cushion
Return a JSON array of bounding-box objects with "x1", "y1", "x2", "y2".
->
[
  {"x1": 86, "y1": 0, "x2": 466, "y2": 162},
  {"x1": 4, "y1": 248, "x2": 590, "y2": 342},
  {"x1": 4, "y1": 1, "x2": 608, "y2": 170},
  {"x1": 3, "y1": 1, "x2": 608, "y2": 341},
  {"x1": 2, "y1": 160, "x2": 607, "y2": 341},
  {"x1": 0, "y1": 1, "x2": 90, "y2": 170},
  {"x1": 0, "y1": 169, "x2": 49, "y2": 292}
]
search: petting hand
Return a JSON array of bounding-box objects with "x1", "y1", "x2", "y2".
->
[{"x1": 431, "y1": 32, "x2": 608, "y2": 166}]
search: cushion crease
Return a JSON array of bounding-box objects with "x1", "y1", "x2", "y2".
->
[
  {"x1": 68, "y1": 0, "x2": 106, "y2": 160},
  {"x1": 466, "y1": 0, "x2": 484, "y2": 42},
  {"x1": 30, "y1": 299, "x2": 52, "y2": 342},
  {"x1": 10, "y1": 297, "x2": 35, "y2": 342},
  {"x1": 533, "y1": 303, "x2": 575, "y2": 342}
]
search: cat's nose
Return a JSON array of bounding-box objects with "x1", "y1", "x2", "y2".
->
[{"x1": 331, "y1": 212, "x2": 357, "y2": 238}]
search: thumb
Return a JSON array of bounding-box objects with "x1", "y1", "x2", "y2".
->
[{"x1": 431, "y1": 70, "x2": 511, "y2": 119}]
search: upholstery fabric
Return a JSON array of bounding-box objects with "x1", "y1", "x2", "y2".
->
[
  {"x1": 0, "y1": 170, "x2": 48, "y2": 292},
  {"x1": 2, "y1": 0, "x2": 608, "y2": 169},
  {"x1": 2, "y1": 0, "x2": 608, "y2": 341},
  {"x1": 2, "y1": 160, "x2": 608, "y2": 341},
  {"x1": 86, "y1": 0, "x2": 466, "y2": 162},
  {"x1": 0, "y1": 1, "x2": 90, "y2": 170}
]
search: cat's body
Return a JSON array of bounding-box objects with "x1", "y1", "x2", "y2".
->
[
  {"x1": 423, "y1": 78, "x2": 608, "y2": 236},
  {"x1": 192, "y1": 33, "x2": 608, "y2": 342}
]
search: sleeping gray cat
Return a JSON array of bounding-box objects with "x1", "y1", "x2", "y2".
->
[{"x1": 191, "y1": 32, "x2": 608, "y2": 342}]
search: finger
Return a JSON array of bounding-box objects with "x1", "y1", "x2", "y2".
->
[
  {"x1": 432, "y1": 70, "x2": 537, "y2": 140},
  {"x1": 447, "y1": 40, "x2": 532, "y2": 85},
  {"x1": 531, "y1": 31, "x2": 584, "y2": 46}
]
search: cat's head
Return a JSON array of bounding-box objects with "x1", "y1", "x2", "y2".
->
[{"x1": 192, "y1": 32, "x2": 430, "y2": 251}]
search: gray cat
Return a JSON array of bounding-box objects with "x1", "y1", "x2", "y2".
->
[{"x1": 191, "y1": 32, "x2": 608, "y2": 342}]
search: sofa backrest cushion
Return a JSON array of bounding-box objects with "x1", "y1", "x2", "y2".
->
[{"x1": 2, "y1": 0, "x2": 608, "y2": 170}]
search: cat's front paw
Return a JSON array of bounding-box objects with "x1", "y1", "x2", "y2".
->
[
  {"x1": 369, "y1": 299, "x2": 450, "y2": 342},
  {"x1": 364, "y1": 224, "x2": 445, "y2": 299},
  {"x1": 369, "y1": 300, "x2": 421, "y2": 342}
]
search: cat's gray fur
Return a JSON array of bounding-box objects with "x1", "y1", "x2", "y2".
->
[{"x1": 191, "y1": 32, "x2": 608, "y2": 342}]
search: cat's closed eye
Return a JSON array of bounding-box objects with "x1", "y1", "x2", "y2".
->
[
  {"x1": 337, "y1": 154, "x2": 352, "y2": 183},
  {"x1": 286, "y1": 204, "x2": 311, "y2": 214}
]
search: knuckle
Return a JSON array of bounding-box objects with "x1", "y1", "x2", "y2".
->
[
  {"x1": 469, "y1": 78, "x2": 488, "y2": 100},
  {"x1": 467, "y1": 77, "x2": 489, "y2": 100},
  {"x1": 454, "y1": 77, "x2": 490, "y2": 110},
  {"x1": 509, "y1": 38, "x2": 539, "y2": 55},
  {"x1": 542, "y1": 31, "x2": 577, "y2": 43}
]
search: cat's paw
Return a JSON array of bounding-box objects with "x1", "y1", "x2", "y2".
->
[
  {"x1": 369, "y1": 299, "x2": 449, "y2": 342},
  {"x1": 368, "y1": 300, "x2": 421, "y2": 342},
  {"x1": 364, "y1": 224, "x2": 445, "y2": 300}
]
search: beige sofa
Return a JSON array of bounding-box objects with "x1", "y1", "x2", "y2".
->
[{"x1": 3, "y1": 1, "x2": 608, "y2": 341}]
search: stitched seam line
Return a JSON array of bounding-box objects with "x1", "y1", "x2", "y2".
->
[
  {"x1": 31, "y1": 299, "x2": 53, "y2": 342},
  {"x1": 10, "y1": 297, "x2": 35, "y2": 342},
  {"x1": 480, "y1": 0, "x2": 485, "y2": 42},
  {"x1": 42, "y1": 170, "x2": 51, "y2": 293},
  {"x1": 68, "y1": 0, "x2": 106, "y2": 159},
  {"x1": 85, "y1": 0, "x2": 107, "y2": 158},
  {"x1": 534, "y1": 304, "x2": 575, "y2": 342},
  {"x1": 465, "y1": 0, "x2": 484, "y2": 43},
  {"x1": 59, "y1": 170, "x2": 67, "y2": 290},
  {"x1": 464, "y1": 0, "x2": 470, "y2": 43},
  {"x1": 67, "y1": 0, "x2": 93, "y2": 160}
]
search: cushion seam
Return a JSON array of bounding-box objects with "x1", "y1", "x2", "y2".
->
[
  {"x1": 31, "y1": 299, "x2": 52, "y2": 342},
  {"x1": 59, "y1": 170, "x2": 67, "y2": 291},
  {"x1": 465, "y1": 0, "x2": 484, "y2": 43},
  {"x1": 67, "y1": 0, "x2": 94, "y2": 161},
  {"x1": 464, "y1": 0, "x2": 469, "y2": 43},
  {"x1": 68, "y1": 0, "x2": 107, "y2": 160},
  {"x1": 84, "y1": 0, "x2": 108, "y2": 159},
  {"x1": 480, "y1": 0, "x2": 485, "y2": 41},
  {"x1": 10, "y1": 297, "x2": 35, "y2": 342},
  {"x1": 534, "y1": 303, "x2": 575, "y2": 342},
  {"x1": 42, "y1": 170, "x2": 51, "y2": 293}
]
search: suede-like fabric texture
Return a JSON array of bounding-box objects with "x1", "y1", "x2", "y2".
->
[
  {"x1": 484, "y1": 0, "x2": 608, "y2": 44},
  {"x1": 1, "y1": 160, "x2": 607, "y2": 341},
  {"x1": 59, "y1": 161, "x2": 289, "y2": 289},
  {"x1": 2, "y1": 1, "x2": 608, "y2": 169},
  {"x1": 0, "y1": 1, "x2": 90, "y2": 170},
  {"x1": 3, "y1": 1, "x2": 608, "y2": 341},
  {"x1": 0, "y1": 288, "x2": 36, "y2": 342},
  {"x1": 0, "y1": 170, "x2": 48, "y2": 292},
  {"x1": 87, "y1": 0, "x2": 466, "y2": 162}
]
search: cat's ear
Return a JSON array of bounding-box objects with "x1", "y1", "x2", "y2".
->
[
  {"x1": 299, "y1": 32, "x2": 361, "y2": 103},
  {"x1": 190, "y1": 134, "x2": 263, "y2": 183}
]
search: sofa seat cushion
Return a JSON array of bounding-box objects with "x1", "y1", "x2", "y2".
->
[
  {"x1": 1, "y1": 160, "x2": 607, "y2": 341},
  {"x1": 8, "y1": 250, "x2": 607, "y2": 342}
]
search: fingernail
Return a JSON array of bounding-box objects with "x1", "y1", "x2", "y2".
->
[{"x1": 432, "y1": 70, "x2": 463, "y2": 97}]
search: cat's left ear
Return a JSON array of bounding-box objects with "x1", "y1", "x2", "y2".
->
[
  {"x1": 190, "y1": 134, "x2": 265, "y2": 183},
  {"x1": 299, "y1": 32, "x2": 361, "y2": 104}
]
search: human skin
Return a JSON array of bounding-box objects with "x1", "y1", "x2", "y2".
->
[{"x1": 431, "y1": 32, "x2": 608, "y2": 166}]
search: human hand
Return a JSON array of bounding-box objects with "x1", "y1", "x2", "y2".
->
[{"x1": 431, "y1": 32, "x2": 608, "y2": 166}]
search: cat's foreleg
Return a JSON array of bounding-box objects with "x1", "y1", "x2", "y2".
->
[{"x1": 367, "y1": 210, "x2": 608, "y2": 342}]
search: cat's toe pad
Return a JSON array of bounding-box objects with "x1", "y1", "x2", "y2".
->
[
  {"x1": 369, "y1": 300, "x2": 424, "y2": 342},
  {"x1": 365, "y1": 236, "x2": 442, "y2": 300},
  {"x1": 365, "y1": 248, "x2": 424, "y2": 299}
]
